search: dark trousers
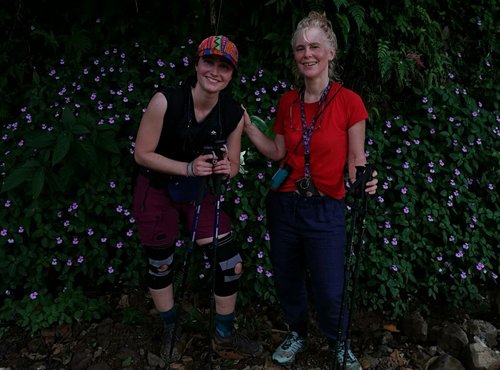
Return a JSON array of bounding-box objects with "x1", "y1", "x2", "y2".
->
[{"x1": 267, "y1": 192, "x2": 348, "y2": 341}]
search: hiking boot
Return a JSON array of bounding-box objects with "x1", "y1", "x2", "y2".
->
[
  {"x1": 272, "y1": 331, "x2": 307, "y2": 365},
  {"x1": 330, "y1": 341, "x2": 362, "y2": 370},
  {"x1": 160, "y1": 322, "x2": 182, "y2": 363},
  {"x1": 212, "y1": 330, "x2": 263, "y2": 359}
]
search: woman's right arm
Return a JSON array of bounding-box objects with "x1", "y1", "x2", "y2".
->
[
  {"x1": 134, "y1": 92, "x2": 190, "y2": 176},
  {"x1": 243, "y1": 110, "x2": 286, "y2": 161}
]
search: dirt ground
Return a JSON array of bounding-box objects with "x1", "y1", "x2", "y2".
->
[{"x1": 0, "y1": 288, "x2": 494, "y2": 370}]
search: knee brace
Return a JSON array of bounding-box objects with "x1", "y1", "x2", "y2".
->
[
  {"x1": 144, "y1": 244, "x2": 175, "y2": 290},
  {"x1": 205, "y1": 233, "x2": 242, "y2": 297}
]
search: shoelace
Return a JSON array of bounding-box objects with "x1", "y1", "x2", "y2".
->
[
  {"x1": 232, "y1": 332, "x2": 256, "y2": 350},
  {"x1": 281, "y1": 333, "x2": 304, "y2": 351},
  {"x1": 335, "y1": 344, "x2": 357, "y2": 363}
]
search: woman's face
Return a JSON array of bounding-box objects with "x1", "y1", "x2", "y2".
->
[
  {"x1": 195, "y1": 55, "x2": 234, "y2": 93},
  {"x1": 293, "y1": 26, "x2": 335, "y2": 80}
]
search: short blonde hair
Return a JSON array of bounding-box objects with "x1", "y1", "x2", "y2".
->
[{"x1": 291, "y1": 11, "x2": 340, "y2": 85}]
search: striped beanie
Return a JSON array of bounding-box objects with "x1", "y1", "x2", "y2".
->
[{"x1": 197, "y1": 35, "x2": 238, "y2": 69}]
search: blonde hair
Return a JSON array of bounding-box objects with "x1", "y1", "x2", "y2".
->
[{"x1": 291, "y1": 11, "x2": 340, "y2": 85}]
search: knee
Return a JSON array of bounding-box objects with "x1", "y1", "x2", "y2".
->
[
  {"x1": 206, "y1": 233, "x2": 243, "y2": 297},
  {"x1": 144, "y1": 244, "x2": 175, "y2": 289},
  {"x1": 234, "y1": 262, "x2": 243, "y2": 275}
]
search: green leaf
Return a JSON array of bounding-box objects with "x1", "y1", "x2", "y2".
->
[
  {"x1": 32, "y1": 167, "x2": 45, "y2": 199},
  {"x1": 52, "y1": 133, "x2": 72, "y2": 166},
  {"x1": 1, "y1": 160, "x2": 39, "y2": 193}
]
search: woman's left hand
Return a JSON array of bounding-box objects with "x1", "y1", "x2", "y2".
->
[
  {"x1": 365, "y1": 170, "x2": 378, "y2": 195},
  {"x1": 212, "y1": 157, "x2": 231, "y2": 177}
]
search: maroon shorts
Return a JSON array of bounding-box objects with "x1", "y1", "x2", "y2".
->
[{"x1": 132, "y1": 174, "x2": 231, "y2": 247}]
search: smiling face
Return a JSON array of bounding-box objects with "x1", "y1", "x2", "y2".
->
[
  {"x1": 195, "y1": 55, "x2": 234, "y2": 93},
  {"x1": 293, "y1": 26, "x2": 335, "y2": 81}
]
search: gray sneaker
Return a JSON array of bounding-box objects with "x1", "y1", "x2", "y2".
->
[
  {"x1": 272, "y1": 331, "x2": 307, "y2": 365},
  {"x1": 331, "y1": 341, "x2": 362, "y2": 370},
  {"x1": 160, "y1": 322, "x2": 182, "y2": 363},
  {"x1": 212, "y1": 330, "x2": 263, "y2": 359}
]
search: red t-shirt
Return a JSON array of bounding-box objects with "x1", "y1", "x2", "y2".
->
[{"x1": 273, "y1": 82, "x2": 368, "y2": 199}]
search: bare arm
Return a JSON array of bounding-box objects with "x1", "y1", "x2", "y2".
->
[
  {"x1": 243, "y1": 110, "x2": 286, "y2": 161},
  {"x1": 134, "y1": 92, "x2": 191, "y2": 176},
  {"x1": 347, "y1": 120, "x2": 378, "y2": 194}
]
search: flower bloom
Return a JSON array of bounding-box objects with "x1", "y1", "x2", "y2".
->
[{"x1": 30, "y1": 292, "x2": 38, "y2": 300}]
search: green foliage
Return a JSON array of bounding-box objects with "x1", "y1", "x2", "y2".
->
[{"x1": 0, "y1": 0, "x2": 498, "y2": 333}]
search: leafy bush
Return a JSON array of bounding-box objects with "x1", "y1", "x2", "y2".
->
[{"x1": 0, "y1": 0, "x2": 498, "y2": 332}]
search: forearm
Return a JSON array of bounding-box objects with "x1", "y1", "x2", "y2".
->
[
  {"x1": 135, "y1": 152, "x2": 189, "y2": 176},
  {"x1": 245, "y1": 122, "x2": 284, "y2": 161}
]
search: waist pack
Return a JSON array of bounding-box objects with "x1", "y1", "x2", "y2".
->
[{"x1": 167, "y1": 176, "x2": 207, "y2": 202}]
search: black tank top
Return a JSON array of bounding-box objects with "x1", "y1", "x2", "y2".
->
[{"x1": 155, "y1": 83, "x2": 243, "y2": 162}]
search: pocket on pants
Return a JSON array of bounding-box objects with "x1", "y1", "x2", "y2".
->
[{"x1": 135, "y1": 209, "x2": 177, "y2": 246}]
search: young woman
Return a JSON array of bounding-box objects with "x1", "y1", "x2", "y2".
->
[
  {"x1": 133, "y1": 35, "x2": 262, "y2": 362},
  {"x1": 244, "y1": 12, "x2": 378, "y2": 370}
]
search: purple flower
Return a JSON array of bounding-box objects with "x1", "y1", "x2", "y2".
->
[
  {"x1": 247, "y1": 236, "x2": 253, "y2": 243},
  {"x1": 403, "y1": 207, "x2": 410, "y2": 214},
  {"x1": 239, "y1": 214, "x2": 248, "y2": 221},
  {"x1": 401, "y1": 187, "x2": 408, "y2": 194},
  {"x1": 460, "y1": 271, "x2": 467, "y2": 279},
  {"x1": 257, "y1": 266, "x2": 263, "y2": 274},
  {"x1": 107, "y1": 266, "x2": 114, "y2": 274},
  {"x1": 476, "y1": 262, "x2": 485, "y2": 271},
  {"x1": 391, "y1": 264, "x2": 398, "y2": 272},
  {"x1": 52, "y1": 258, "x2": 58, "y2": 265},
  {"x1": 88, "y1": 228, "x2": 94, "y2": 236},
  {"x1": 265, "y1": 270, "x2": 273, "y2": 278},
  {"x1": 30, "y1": 292, "x2": 38, "y2": 300},
  {"x1": 427, "y1": 215, "x2": 434, "y2": 222},
  {"x1": 66, "y1": 259, "x2": 72, "y2": 266},
  {"x1": 455, "y1": 250, "x2": 464, "y2": 258},
  {"x1": 77, "y1": 256, "x2": 84, "y2": 263},
  {"x1": 437, "y1": 255, "x2": 443, "y2": 261},
  {"x1": 116, "y1": 242, "x2": 123, "y2": 249}
]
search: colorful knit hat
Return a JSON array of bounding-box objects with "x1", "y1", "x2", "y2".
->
[{"x1": 197, "y1": 35, "x2": 239, "y2": 69}]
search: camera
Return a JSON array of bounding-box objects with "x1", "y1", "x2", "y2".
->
[{"x1": 202, "y1": 139, "x2": 227, "y2": 164}]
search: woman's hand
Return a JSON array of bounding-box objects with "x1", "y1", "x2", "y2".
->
[
  {"x1": 212, "y1": 156, "x2": 231, "y2": 177},
  {"x1": 242, "y1": 108, "x2": 253, "y2": 133},
  {"x1": 191, "y1": 154, "x2": 217, "y2": 177},
  {"x1": 365, "y1": 170, "x2": 378, "y2": 195}
]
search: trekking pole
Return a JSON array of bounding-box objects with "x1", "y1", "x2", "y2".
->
[
  {"x1": 203, "y1": 140, "x2": 226, "y2": 370},
  {"x1": 168, "y1": 176, "x2": 207, "y2": 367},
  {"x1": 206, "y1": 171, "x2": 222, "y2": 370},
  {"x1": 332, "y1": 164, "x2": 374, "y2": 370}
]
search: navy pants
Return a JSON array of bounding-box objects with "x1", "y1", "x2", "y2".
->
[{"x1": 267, "y1": 191, "x2": 348, "y2": 341}]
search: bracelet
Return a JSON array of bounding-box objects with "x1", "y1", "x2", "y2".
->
[{"x1": 187, "y1": 161, "x2": 195, "y2": 177}]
